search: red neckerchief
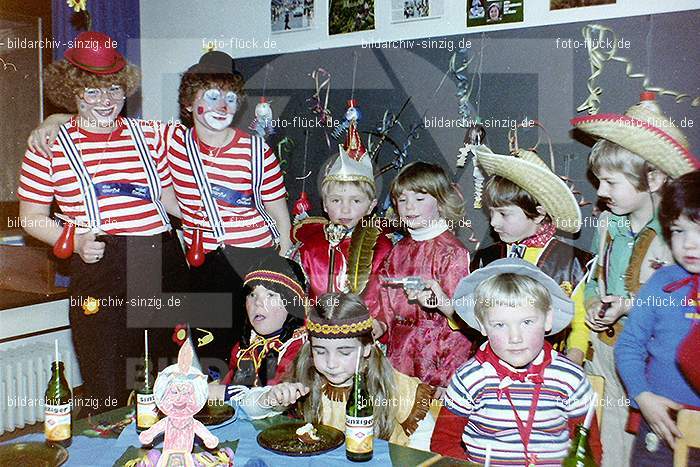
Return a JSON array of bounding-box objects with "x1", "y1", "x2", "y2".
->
[
  {"x1": 476, "y1": 342, "x2": 553, "y2": 467},
  {"x1": 521, "y1": 222, "x2": 556, "y2": 248},
  {"x1": 663, "y1": 273, "x2": 700, "y2": 313}
]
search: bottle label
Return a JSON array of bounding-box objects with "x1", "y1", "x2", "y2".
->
[
  {"x1": 346, "y1": 415, "x2": 373, "y2": 454},
  {"x1": 45, "y1": 403, "x2": 71, "y2": 441},
  {"x1": 136, "y1": 393, "x2": 159, "y2": 428}
]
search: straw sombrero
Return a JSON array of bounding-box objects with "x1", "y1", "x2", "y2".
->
[
  {"x1": 571, "y1": 92, "x2": 700, "y2": 178},
  {"x1": 470, "y1": 144, "x2": 582, "y2": 233}
]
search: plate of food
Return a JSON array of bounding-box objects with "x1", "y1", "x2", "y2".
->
[
  {"x1": 0, "y1": 442, "x2": 68, "y2": 466},
  {"x1": 257, "y1": 421, "x2": 344, "y2": 457},
  {"x1": 194, "y1": 400, "x2": 235, "y2": 427}
]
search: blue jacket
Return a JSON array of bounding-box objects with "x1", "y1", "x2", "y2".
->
[{"x1": 615, "y1": 264, "x2": 700, "y2": 409}]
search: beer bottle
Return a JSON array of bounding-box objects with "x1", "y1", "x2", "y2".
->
[
  {"x1": 345, "y1": 370, "x2": 373, "y2": 462},
  {"x1": 562, "y1": 425, "x2": 597, "y2": 467},
  {"x1": 44, "y1": 361, "x2": 72, "y2": 447},
  {"x1": 136, "y1": 331, "x2": 159, "y2": 432}
]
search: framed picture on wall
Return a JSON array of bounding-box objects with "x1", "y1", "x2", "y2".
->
[
  {"x1": 329, "y1": 0, "x2": 375, "y2": 35},
  {"x1": 550, "y1": 0, "x2": 615, "y2": 10},
  {"x1": 391, "y1": 0, "x2": 444, "y2": 23},
  {"x1": 271, "y1": 0, "x2": 315, "y2": 33},
  {"x1": 467, "y1": 0, "x2": 523, "y2": 27}
]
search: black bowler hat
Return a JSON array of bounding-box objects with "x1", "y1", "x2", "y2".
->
[{"x1": 187, "y1": 51, "x2": 243, "y2": 79}]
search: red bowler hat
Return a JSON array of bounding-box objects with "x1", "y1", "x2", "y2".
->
[{"x1": 64, "y1": 31, "x2": 126, "y2": 75}]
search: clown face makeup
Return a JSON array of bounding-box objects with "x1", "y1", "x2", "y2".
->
[
  {"x1": 191, "y1": 88, "x2": 238, "y2": 132},
  {"x1": 76, "y1": 84, "x2": 125, "y2": 131}
]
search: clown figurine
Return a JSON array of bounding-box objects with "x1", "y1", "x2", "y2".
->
[{"x1": 139, "y1": 340, "x2": 218, "y2": 466}]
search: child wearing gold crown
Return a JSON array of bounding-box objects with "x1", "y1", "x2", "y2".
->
[
  {"x1": 363, "y1": 162, "x2": 472, "y2": 391},
  {"x1": 241, "y1": 292, "x2": 437, "y2": 450},
  {"x1": 467, "y1": 139, "x2": 594, "y2": 366},
  {"x1": 571, "y1": 92, "x2": 700, "y2": 466},
  {"x1": 289, "y1": 100, "x2": 392, "y2": 301}
]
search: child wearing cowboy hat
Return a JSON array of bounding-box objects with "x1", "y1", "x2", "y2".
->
[
  {"x1": 572, "y1": 91, "x2": 700, "y2": 466},
  {"x1": 468, "y1": 142, "x2": 594, "y2": 366},
  {"x1": 431, "y1": 258, "x2": 602, "y2": 465},
  {"x1": 615, "y1": 170, "x2": 700, "y2": 466}
]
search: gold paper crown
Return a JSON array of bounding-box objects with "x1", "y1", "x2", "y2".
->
[{"x1": 324, "y1": 100, "x2": 375, "y2": 186}]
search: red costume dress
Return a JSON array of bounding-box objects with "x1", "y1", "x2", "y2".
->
[
  {"x1": 291, "y1": 217, "x2": 393, "y2": 300},
  {"x1": 364, "y1": 227, "x2": 472, "y2": 388}
]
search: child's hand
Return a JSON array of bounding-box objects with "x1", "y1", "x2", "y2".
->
[
  {"x1": 263, "y1": 382, "x2": 310, "y2": 408},
  {"x1": 595, "y1": 296, "x2": 629, "y2": 325},
  {"x1": 406, "y1": 279, "x2": 446, "y2": 309},
  {"x1": 636, "y1": 391, "x2": 683, "y2": 448},
  {"x1": 208, "y1": 382, "x2": 226, "y2": 401},
  {"x1": 566, "y1": 348, "x2": 585, "y2": 366}
]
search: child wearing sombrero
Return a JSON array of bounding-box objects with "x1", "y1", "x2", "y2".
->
[
  {"x1": 571, "y1": 92, "x2": 700, "y2": 466},
  {"x1": 467, "y1": 143, "x2": 593, "y2": 366},
  {"x1": 430, "y1": 258, "x2": 601, "y2": 465}
]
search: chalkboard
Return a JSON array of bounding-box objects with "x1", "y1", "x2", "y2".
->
[{"x1": 233, "y1": 9, "x2": 700, "y2": 251}]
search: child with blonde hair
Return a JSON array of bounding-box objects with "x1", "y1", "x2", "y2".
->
[
  {"x1": 572, "y1": 92, "x2": 700, "y2": 466},
  {"x1": 432, "y1": 258, "x2": 602, "y2": 465}
]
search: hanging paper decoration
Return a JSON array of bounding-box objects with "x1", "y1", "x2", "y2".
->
[
  {"x1": 577, "y1": 24, "x2": 700, "y2": 115},
  {"x1": 276, "y1": 137, "x2": 295, "y2": 174},
  {"x1": 308, "y1": 68, "x2": 333, "y2": 125},
  {"x1": 332, "y1": 100, "x2": 362, "y2": 140},
  {"x1": 249, "y1": 97, "x2": 275, "y2": 139},
  {"x1": 292, "y1": 131, "x2": 313, "y2": 223},
  {"x1": 449, "y1": 47, "x2": 479, "y2": 125}
]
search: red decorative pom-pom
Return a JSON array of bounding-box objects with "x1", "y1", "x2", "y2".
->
[
  {"x1": 292, "y1": 191, "x2": 312, "y2": 217},
  {"x1": 53, "y1": 222, "x2": 75, "y2": 259}
]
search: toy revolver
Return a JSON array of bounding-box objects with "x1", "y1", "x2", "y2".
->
[
  {"x1": 380, "y1": 276, "x2": 429, "y2": 292},
  {"x1": 381, "y1": 276, "x2": 438, "y2": 306}
]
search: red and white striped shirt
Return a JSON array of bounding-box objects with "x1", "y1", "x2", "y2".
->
[
  {"x1": 166, "y1": 124, "x2": 287, "y2": 251},
  {"x1": 17, "y1": 117, "x2": 171, "y2": 236}
]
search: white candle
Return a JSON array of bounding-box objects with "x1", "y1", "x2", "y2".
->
[
  {"x1": 54, "y1": 339, "x2": 59, "y2": 363},
  {"x1": 144, "y1": 330, "x2": 149, "y2": 360},
  {"x1": 583, "y1": 392, "x2": 597, "y2": 429}
]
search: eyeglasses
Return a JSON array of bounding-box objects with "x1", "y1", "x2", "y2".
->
[{"x1": 81, "y1": 85, "x2": 125, "y2": 104}]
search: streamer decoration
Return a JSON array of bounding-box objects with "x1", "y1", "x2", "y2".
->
[
  {"x1": 307, "y1": 68, "x2": 333, "y2": 147},
  {"x1": 577, "y1": 24, "x2": 700, "y2": 115}
]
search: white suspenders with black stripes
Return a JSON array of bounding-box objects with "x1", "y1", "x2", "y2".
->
[
  {"x1": 57, "y1": 119, "x2": 170, "y2": 230},
  {"x1": 184, "y1": 128, "x2": 280, "y2": 243}
]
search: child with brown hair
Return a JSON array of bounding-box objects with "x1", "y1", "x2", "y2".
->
[
  {"x1": 467, "y1": 142, "x2": 593, "y2": 365},
  {"x1": 572, "y1": 92, "x2": 700, "y2": 466},
  {"x1": 363, "y1": 161, "x2": 472, "y2": 390},
  {"x1": 241, "y1": 292, "x2": 437, "y2": 450},
  {"x1": 616, "y1": 170, "x2": 700, "y2": 466}
]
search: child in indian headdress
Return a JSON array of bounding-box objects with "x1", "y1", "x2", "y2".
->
[
  {"x1": 467, "y1": 141, "x2": 593, "y2": 365},
  {"x1": 616, "y1": 170, "x2": 700, "y2": 466},
  {"x1": 243, "y1": 293, "x2": 437, "y2": 450},
  {"x1": 572, "y1": 91, "x2": 700, "y2": 466},
  {"x1": 289, "y1": 99, "x2": 391, "y2": 301},
  {"x1": 363, "y1": 161, "x2": 472, "y2": 390},
  {"x1": 431, "y1": 258, "x2": 602, "y2": 466},
  {"x1": 207, "y1": 252, "x2": 307, "y2": 402}
]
